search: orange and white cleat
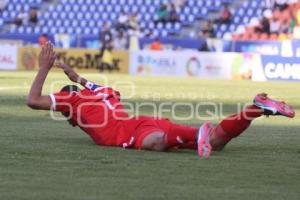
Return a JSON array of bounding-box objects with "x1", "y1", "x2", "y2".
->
[
  {"x1": 197, "y1": 122, "x2": 214, "y2": 159},
  {"x1": 253, "y1": 93, "x2": 295, "y2": 118}
]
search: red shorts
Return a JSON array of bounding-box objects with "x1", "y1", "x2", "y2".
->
[{"x1": 120, "y1": 116, "x2": 172, "y2": 149}]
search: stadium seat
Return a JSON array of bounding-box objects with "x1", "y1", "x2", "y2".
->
[
  {"x1": 251, "y1": 33, "x2": 259, "y2": 40},
  {"x1": 259, "y1": 33, "x2": 269, "y2": 40},
  {"x1": 220, "y1": 24, "x2": 228, "y2": 32},
  {"x1": 92, "y1": 28, "x2": 99, "y2": 35},
  {"x1": 243, "y1": 17, "x2": 250, "y2": 24},
  {"x1": 59, "y1": 12, "x2": 67, "y2": 19},
  {"x1": 149, "y1": 22, "x2": 155, "y2": 30},
  {"x1": 236, "y1": 25, "x2": 246, "y2": 34},
  {"x1": 55, "y1": 20, "x2": 62, "y2": 27},
  {"x1": 223, "y1": 32, "x2": 232, "y2": 40},
  {"x1": 17, "y1": 26, "x2": 25, "y2": 34},
  {"x1": 161, "y1": 30, "x2": 168, "y2": 37},
  {"x1": 229, "y1": 24, "x2": 236, "y2": 32},
  {"x1": 1, "y1": 0, "x2": 283, "y2": 40},
  {"x1": 25, "y1": 26, "x2": 33, "y2": 34},
  {"x1": 75, "y1": 27, "x2": 81, "y2": 35},
  {"x1": 249, "y1": 17, "x2": 260, "y2": 26},
  {"x1": 32, "y1": 26, "x2": 39, "y2": 34},
  {"x1": 165, "y1": 22, "x2": 172, "y2": 30}
]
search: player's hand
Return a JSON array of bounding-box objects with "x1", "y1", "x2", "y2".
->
[
  {"x1": 39, "y1": 42, "x2": 56, "y2": 70},
  {"x1": 56, "y1": 62, "x2": 79, "y2": 83}
]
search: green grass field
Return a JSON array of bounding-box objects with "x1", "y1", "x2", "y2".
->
[{"x1": 0, "y1": 71, "x2": 299, "y2": 200}]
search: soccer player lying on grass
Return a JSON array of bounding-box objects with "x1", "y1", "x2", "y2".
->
[{"x1": 27, "y1": 43, "x2": 295, "y2": 158}]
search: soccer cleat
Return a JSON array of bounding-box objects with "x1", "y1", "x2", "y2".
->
[
  {"x1": 253, "y1": 93, "x2": 295, "y2": 118},
  {"x1": 197, "y1": 122, "x2": 213, "y2": 158}
]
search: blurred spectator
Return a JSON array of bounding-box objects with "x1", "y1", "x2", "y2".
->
[
  {"x1": 215, "y1": 5, "x2": 232, "y2": 24},
  {"x1": 168, "y1": 3, "x2": 179, "y2": 23},
  {"x1": 0, "y1": 0, "x2": 7, "y2": 12},
  {"x1": 155, "y1": 3, "x2": 169, "y2": 24},
  {"x1": 255, "y1": 16, "x2": 271, "y2": 34},
  {"x1": 172, "y1": 0, "x2": 185, "y2": 9},
  {"x1": 200, "y1": 20, "x2": 215, "y2": 38},
  {"x1": 280, "y1": 19, "x2": 290, "y2": 33},
  {"x1": 270, "y1": 17, "x2": 281, "y2": 34},
  {"x1": 99, "y1": 22, "x2": 114, "y2": 71},
  {"x1": 116, "y1": 10, "x2": 129, "y2": 31},
  {"x1": 274, "y1": 0, "x2": 288, "y2": 11},
  {"x1": 14, "y1": 8, "x2": 27, "y2": 26},
  {"x1": 198, "y1": 41, "x2": 210, "y2": 52},
  {"x1": 197, "y1": 22, "x2": 212, "y2": 51},
  {"x1": 113, "y1": 31, "x2": 127, "y2": 50},
  {"x1": 128, "y1": 28, "x2": 142, "y2": 51},
  {"x1": 264, "y1": 0, "x2": 276, "y2": 9},
  {"x1": 100, "y1": 48, "x2": 114, "y2": 72},
  {"x1": 296, "y1": 7, "x2": 300, "y2": 25},
  {"x1": 38, "y1": 34, "x2": 48, "y2": 46},
  {"x1": 128, "y1": 13, "x2": 139, "y2": 30},
  {"x1": 289, "y1": 12, "x2": 296, "y2": 33},
  {"x1": 150, "y1": 38, "x2": 163, "y2": 50},
  {"x1": 29, "y1": 8, "x2": 38, "y2": 25},
  {"x1": 99, "y1": 22, "x2": 113, "y2": 50}
]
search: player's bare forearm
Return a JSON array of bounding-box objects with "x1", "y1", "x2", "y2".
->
[
  {"x1": 56, "y1": 63, "x2": 89, "y2": 88},
  {"x1": 27, "y1": 68, "x2": 51, "y2": 110},
  {"x1": 27, "y1": 43, "x2": 56, "y2": 110}
]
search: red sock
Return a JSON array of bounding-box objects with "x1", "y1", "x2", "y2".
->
[
  {"x1": 215, "y1": 105, "x2": 263, "y2": 142},
  {"x1": 163, "y1": 122, "x2": 198, "y2": 149}
]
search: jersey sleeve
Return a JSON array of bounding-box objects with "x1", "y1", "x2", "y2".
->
[
  {"x1": 84, "y1": 81, "x2": 121, "y2": 100},
  {"x1": 49, "y1": 91, "x2": 78, "y2": 112},
  {"x1": 84, "y1": 81, "x2": 100, "y2": 91}
]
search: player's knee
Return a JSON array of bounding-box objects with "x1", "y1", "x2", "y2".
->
[
  {"x1": 210, "y1": 134, "x2": 227, "y2": 151},
  {"x1": 141, "y1": 132, "x2": 166, "y2": 152}
]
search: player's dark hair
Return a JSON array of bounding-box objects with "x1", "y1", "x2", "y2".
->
[
  {"x1": 60, "y1": 85, "x2": 80, "y2": 93},
  {"x1": 60, "y1": 85, "x2": 79, "y2": 127}
]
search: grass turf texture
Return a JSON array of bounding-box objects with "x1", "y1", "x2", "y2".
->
[{"x1": 0, "y1": 71, "x2": 299, "y2": 200}]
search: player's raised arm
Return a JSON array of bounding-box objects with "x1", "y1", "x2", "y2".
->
[
  {"x1": 56, "y1": 62, "x2": 101, "y2": 91},
  {"x1": 27, "y1": 42, "x2": 56, "y2": 110}
]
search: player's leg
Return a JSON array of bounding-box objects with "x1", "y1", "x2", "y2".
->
[
  {"x1": 148, "y1": 103, "x2": 267, "y2": 157},
  {"x1": 133, "y1": 117, "x2": 199, "y2": 151},
  {"x1": 136, "y1": 125, "x2": 198, "y2": 151},
  {"x1": 212, "y1": 93, "x2": 295, "y2": 150},
  {"x1": 139, "y1": 125, "x2": 198, "y2": 151},
  {"x1": 198, "y1": 93, "x2": 295, "y2": 157},
  {"x1": 210, "y1": 104, "x2": 263, "y2": 151},
  {"x1": 140, "y1": 131, "x2": 167, "y2": 151},
  {"x1": 161, "y1": 121, "x2": 199, "y2": 149},
  {"x1": 137, "y1": 106, "x2": 263, "y2": 154},
  {"x1": 136, "y1": 93, "x2": 295, "y2": 156}
]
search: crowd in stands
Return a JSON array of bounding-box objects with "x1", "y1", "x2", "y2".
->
[
  {"x1": 198, "y1": 5, "x2": 232, "y2": 40},
  {"x1": 4, "y1": 0, "x2": 300, "y2": 50},
  {"x1": 234, "y1": 0, "x2": 300, "y2": 40},
  {"x1": 255, "y1": 1, "x2": 295, "y2": 35},
  {"x1": 3, "y1": 0, "x2": 53, "y2": 28},
  {"x1": 0, "y1": 0, "x2": 7, "y2": 12},
  {"x1": 99, "y1": 0, "x2": 186, "y2": 51},
  {"x1": 14, "y1": 7, "x2": 39, "y2": 26},
  {"x1": 214, "y1": 5, "x2": 232, "y2": 24},
  {"x1": 154, "y1": 2, "x2": 181, "y2": 24},
  {"x1": 99, "y1": 13, "x2": 140, "y2": 51}
]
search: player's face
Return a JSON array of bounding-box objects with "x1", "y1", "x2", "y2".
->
[{"x1": 62, "y1": 112, "x2": 77, "y2": 127}]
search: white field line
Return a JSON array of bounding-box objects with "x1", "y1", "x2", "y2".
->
[{"x1": 0, "y1": 86, "x2": 29, "y2": 91}]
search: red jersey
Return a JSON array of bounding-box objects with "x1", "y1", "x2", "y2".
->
[
  {"x1": 50, "y1": 85, "x2": 130, "y2": 146},
  {"x1": 49, "y1": 83, "x2": 195, "y2": 149}
]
